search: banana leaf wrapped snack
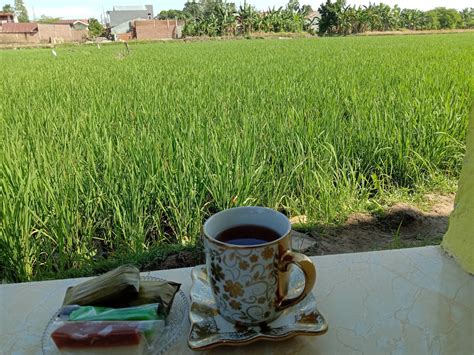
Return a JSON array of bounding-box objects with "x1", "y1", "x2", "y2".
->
[
  {"x1": 129, "y1": 280, "x2": 181, "y2": 316},
  {"x1": 62, "y1": 265, "x2": 141, "y2": 307},
  {"x1": 61, "y1": 265, "x2": 181, "y2": 315}
]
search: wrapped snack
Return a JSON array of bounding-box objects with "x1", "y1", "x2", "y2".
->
[
  {"x1": 51, "y1": 322, "x2": 141, "y2": 348},
  {"x1": 62, "y1": 265, "x2": 140, "y2": 306},
  {"x1": 57, "y1": 305, "x2": 81, "y2": 320},
  {"x1": 69, "y1": 304, "x2": 165, "y2": 321},
  {"x1": 50, "y1": 320, "x2": 163, "y2": 354},
  {"x1": 129, "y1": 280, "x2": 181, "y2": 316}
]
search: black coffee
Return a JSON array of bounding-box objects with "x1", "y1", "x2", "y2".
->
[{"x1": 216, "y1": 224, "x2": 281, "y2": 246}]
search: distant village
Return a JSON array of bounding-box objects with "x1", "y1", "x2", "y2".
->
[
  {"x1": 2, "y1": 1, "x2": 470, "y2": 45},
  {"x1": 0, "y1": 4, "x2": 183, "y2": 44}
]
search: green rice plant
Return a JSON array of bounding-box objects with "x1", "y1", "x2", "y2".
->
[{"x1": 1, "y1": 34, "x2": 472, "y2": 281}]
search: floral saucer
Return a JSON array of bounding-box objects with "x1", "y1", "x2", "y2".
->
[{"x1": 188, "y1": 265, "x2": 328, "y2": 350}]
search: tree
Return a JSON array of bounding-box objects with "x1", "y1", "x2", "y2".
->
[
  {"x1": 2, "y1": 4, "x2": 14, "y2": 12},
  {"x1": 172, "y1": 1, "x2": 468, "y2": 37},
  {"x1": 459, "y1": 8, "x2": 474, "y2": 28},
  {"x1": 391, "y1": 5, "x2": 401, "y2": 30},
  {"x1": 400, "y1": 9, "x2": 424, "y2": 30},
  {"x1": 318, "y1": 0, "x2": 345, "y2": 35},
  {"x1": 37, "y1": 15, "x2": 61, "y2": 24},
  {"x1": 431, "y1": 7, "x2": 462, "y2": 29},
  {"x1": 301, "y1": 5, "x2": 312, "y2": 16},
  {"x1": 236, "y1": 2, "x2": 258, "y2": 34},
  {"x1": 14, "y1": 0, "x2": 28, "y2": 22},
  {"x1": 183, "y1": 1, "x2": 202, "y2": 19},
  {"x1": 88, "y1": 18, "x2": 104, "y2": 38},
  {"x1": 158, "y1": 9, "x2": 185, "y2": 19},
  {"x1": 286, "y1": 0, "x2": 300, "y2": 13}
]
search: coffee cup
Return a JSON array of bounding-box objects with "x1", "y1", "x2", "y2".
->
[{"x1": 202, "y1": 206, "x2": 316, "y2": 325}]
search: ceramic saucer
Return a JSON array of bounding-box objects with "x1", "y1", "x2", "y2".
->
[{"x1": 188, "y1": 265, "x2": 328, "y2": 350}]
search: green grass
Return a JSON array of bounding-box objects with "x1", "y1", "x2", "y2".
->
[
  {"x1": 1, "y1": 34, "x2": 472, "y2": 282},
  {"x1": 29, "y1": 243, "x2": 203, "y2": 282}
]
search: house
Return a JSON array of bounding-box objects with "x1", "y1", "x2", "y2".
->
[
  {"x1": 107, "y1": 5, "x2": 153, "y2": 27},
  {"x1": 106, "y1": 5, "x2": 153, "y2": 37},
  {"x1": 0, "y1": 21, "x2": 88, "y2": 44},
  {"x1": 55, "y1": 19, "x2": 89, "y2": 30},
  {"x1": 306, "y1": 10, "x2": 320, "y2": 33},
  {"x1": 0, "y1": 22, "x2": 37, "y2": 32},
  {"x1": 0, "y1": 11, "x2": 17, "y2": 23},
  {"x1": 0, "y1": 22, "x2": 38, "y2": 43}
]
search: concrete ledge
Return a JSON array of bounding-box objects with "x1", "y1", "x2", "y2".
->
[{"x1": 1, "y1": 246, "x2": 472, "y2": 354}]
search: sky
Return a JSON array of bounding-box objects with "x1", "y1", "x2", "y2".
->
[{"x1": 6, "y1": 0, "x2": 472, "y2": 21}]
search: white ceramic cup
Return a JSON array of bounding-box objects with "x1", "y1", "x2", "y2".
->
[{"x1": 203, "y1": 206, "x2": 316, "y2": 325}]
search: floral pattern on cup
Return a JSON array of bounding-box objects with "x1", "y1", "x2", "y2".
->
[
  {"x1": 204, "y1": 238, "x2": 280, "y2": 324},
  {"x1": 188, "y1": 265, "x2": 328, "y2": 350}
]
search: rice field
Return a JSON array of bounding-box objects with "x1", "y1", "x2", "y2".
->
[{"x1": 1, "y1": 34, "x2": 472, "y2": 282}]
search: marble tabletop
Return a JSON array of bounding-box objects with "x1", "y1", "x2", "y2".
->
[{"x1": 1, "y1": 246, "x2": 472, "y2": 355}]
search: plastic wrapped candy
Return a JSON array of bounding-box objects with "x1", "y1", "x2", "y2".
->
[
  {"x1": 68, "y1": 304, "x2": 165, "y2": 321},
  {"x1": 50, "y1": 320, "x2": 164, "y2": 355},
  {"x1": 129, "y1": 280, "x2": 181, "y2": 316}
]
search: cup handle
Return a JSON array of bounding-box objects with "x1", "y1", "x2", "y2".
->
[{"x1": 276, "y1": 250, "x2": 316, "y2": 311}]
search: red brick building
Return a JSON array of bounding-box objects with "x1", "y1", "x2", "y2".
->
[
  {"x1": 133, "y1": 19, "x2": 184, "y2": 40},
  {"x1": 0, "y1": 22, "x2": 38, "y2": 44},
  {"x1": 37, "y1": 23, "x2": 87, "y2": 43},
  {"x1": 0, "y1": 21, "x2": 88, "y2": 44}
]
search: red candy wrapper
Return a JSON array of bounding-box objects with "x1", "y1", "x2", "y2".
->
[{"x1": 51, "y1": 322, "x2": 141, "y2": 348}]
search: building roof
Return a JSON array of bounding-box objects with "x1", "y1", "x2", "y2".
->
[
  {"x1": 113, "y1": 5, "x2": 148, "y2": 11},
  {"x1": 306, "y1": 11, "x2": 320, "y2": 19},
  {"x1": 56, "y1": 19, "x2": 89, "y2": 25},
  {"x1": 1, "y1": 22, "x2": 38, "y2": 33},
  {"x1": 0, "y1": 12, "x2": 15, "y2": 16}
]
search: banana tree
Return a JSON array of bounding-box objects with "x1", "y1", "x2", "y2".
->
[{"x1": 236, "y1": 2, "x2": 258, "y2": 34}]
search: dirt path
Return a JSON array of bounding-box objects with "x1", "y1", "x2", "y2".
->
[
  {"x1": 152, "y1": 194, "x2": 454, "y2": 271},
  {"x1": 303, "y1": 194, "x2": 454, "y2": 256}
]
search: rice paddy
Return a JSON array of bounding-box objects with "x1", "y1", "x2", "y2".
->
[{"x1": 1, "y1": 33, "x2": 472, "y2": 281}]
